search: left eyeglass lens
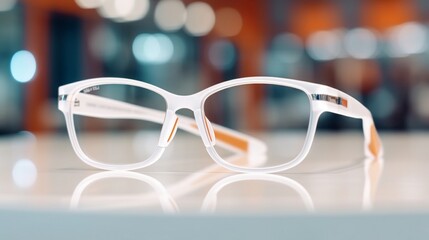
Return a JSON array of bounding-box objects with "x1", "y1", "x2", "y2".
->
[{"x1": 71, "y1": 84, "x2": 166, "y2": 165}]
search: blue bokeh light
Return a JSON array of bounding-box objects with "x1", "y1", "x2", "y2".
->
[
  {"x1": 132, "y1": 33, "x2": 174, "y2": 64},
  {"x1": 10, "y1": 50, "x2": 37, "y2": 83}
]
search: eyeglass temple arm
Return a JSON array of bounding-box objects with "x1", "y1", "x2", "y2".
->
[
  {"x1": 61, "y1": 93, "x2": 265, "y2": 154},
  {"x1": 311, "y1": 91, "x2": 383, "y2": 158}
]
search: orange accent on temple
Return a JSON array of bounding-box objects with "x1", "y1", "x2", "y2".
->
[
  {"x1": 167, "y1": 118, "x2": 179, "y2": 142},
  {"x1": 368, "y1": 124, "x2": 381, "y2": 157},
  {"x1": 342, "y1": 99, "x2": 348, "y2": 108},
  {"x1": 213, "y1": 129, "x2": 248, "y2": 151},
  {"x1": 204, "y1": 117, "x2": 213, "y2": 142},
  {"x1": 190, "y1": 122, "x2": 249, "y2": 151}
]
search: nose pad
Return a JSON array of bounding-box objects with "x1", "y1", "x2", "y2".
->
[
  {"x1": 158, "y1": 113, "x2": 179, "y2": 147},
  {"x1": 203, "y1": 117, "x2": 216, "y2": 145}
]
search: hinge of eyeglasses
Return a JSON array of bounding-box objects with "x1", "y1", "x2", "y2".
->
[
  {"x1": 58, "y1": 94, "x2": 68, "y2": 101},
  {"x1": 311, "y1": 94, "x2": 348, "y2": 108}
]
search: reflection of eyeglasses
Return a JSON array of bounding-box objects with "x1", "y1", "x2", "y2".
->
[
  {"x1": 70, "y1": 171, "x2": 312, "y2": 213},
  {"x1": 201, "y1": 173, "x2": 314, "y2": 212},
  {"x1": 70, "y1": 156, "x2": 384, "y2": 213},
  {"x1": 58, "y1": 76, "x2": 383, "y2": 173}
]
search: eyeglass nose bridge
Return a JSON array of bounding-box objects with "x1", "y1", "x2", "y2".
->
[
  {"x1": 167, "y1": 93, "x2": 204, "y2": 111},
  {"x1": 157, "y1": 108, "x2": 216, "y2": 148},
  {"x1": 157, "y1": 93, "x2": 216, "y2": 148}
]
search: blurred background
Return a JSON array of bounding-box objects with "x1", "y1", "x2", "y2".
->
[{"x1": 1, "y1": 0, "x2": 429, "y2": 134}]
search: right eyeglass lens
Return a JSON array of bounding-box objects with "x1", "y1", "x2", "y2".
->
[
  {"x1": 71, "y1": 84, "x2": 167, "y2": 165},
  {"x1": 204, "y1": 84, "x2": 311, "y2": 169}
]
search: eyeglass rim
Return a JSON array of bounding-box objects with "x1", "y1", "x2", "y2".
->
[{"x1": 60, "y1": 78, "x2": 314, "y2": 172}]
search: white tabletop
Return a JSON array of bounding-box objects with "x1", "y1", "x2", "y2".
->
[{"x1": 0, "y1": 131, "x2": 428, "y2": 239}]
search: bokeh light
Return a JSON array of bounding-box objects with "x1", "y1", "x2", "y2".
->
[
  {"x1": 344, "y1": 28, "x2": 378, "y2": 59},
  {"x1": 12, "y1": 159, "x2": 37, "y2": 188},
  {"x1": 397, "y1": 22, "x2": 427, "y2": 55},
  {"x1": 307, "y1": 30, "x2": 341, "y2": 61},
  {"x1": 96, "y1": 0, "x2": 117, "y2": 18},
  {"x1": 264, "y1": 33, "x2": 304, "y2": 77},
  {"x1": 184, "y1": 2, "x2": 216, "y2": 37},
  {"x1": 214, "y1": 8, "x2": 243, "y2": 37},
  {"x1": 133, "y1": 33, "x2": 174, "y2": 64},
  {"x1": 208, "y1": 39, "x2": 237, "y2": 70},
  {"x1": 154, "y1": 0, "x2": 187, "y2": 31},
  {"x1": 75, "y1": 0, "x2": 104, "y2": 9},
  {"x1": 386, "y1": 22, "x2": 428, "y2": 57},
  {"x1": 97, "y1": 0, "x2": 149, "y2": 22},
  {"x1": 10, "y1": 50, "x2": 37, "y2": 83},
  {"x1": 271, "y1": 33, "x2": 304, "y2": 63},
  {"x1": 114, "y1": 0, "x2": 134, "y2": 17},
  {"x1": 120, "y1": 0, "x2": 150, "y2": 22}
]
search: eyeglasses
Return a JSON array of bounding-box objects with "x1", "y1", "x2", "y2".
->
[{"x1": 58, "y1": 76, "x2": 383, "y2": 173}]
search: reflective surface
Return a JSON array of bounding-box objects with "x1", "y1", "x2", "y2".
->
[{"x1": 0, "y1": 131, "x2": 428, "y2": 214}]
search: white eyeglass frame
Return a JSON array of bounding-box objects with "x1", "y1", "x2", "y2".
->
[{"x1": 58, "y1": 76, "x2": 383, "y2": 173}]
